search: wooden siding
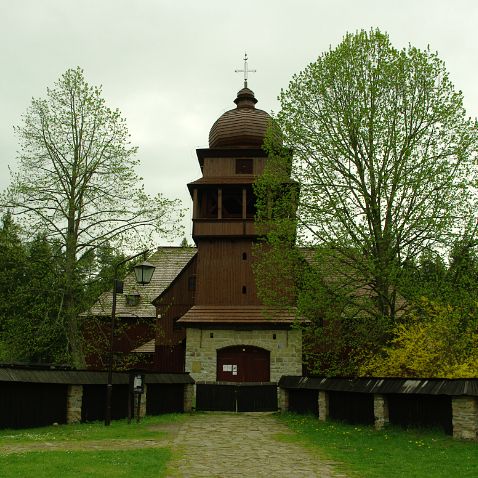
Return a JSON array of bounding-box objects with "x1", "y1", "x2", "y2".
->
[
  {"x1": 194, "y1": 240, "x2": 260, "y2": 305},
  {"x1": 155, "y1": 344, "x2": 185, "y2": 373},
  {"x1": 193, "y1": 219, "x2": 256, "y2": 237},
  {"x1": 154, "y1": 256, "x2": 197, "y2": 372},
  {"x1": 201, "y1": 157, "x2": 266, "y2": 177},
  {"x1": 83, "y1": 318, "x2": 155, "y2": 371}
]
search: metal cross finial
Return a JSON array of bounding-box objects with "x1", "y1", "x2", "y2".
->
[{"x1": 235, "y1": 52, "x2": 256, "y2": 88}]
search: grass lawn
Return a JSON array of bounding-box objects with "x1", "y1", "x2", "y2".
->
[
  {"x1": 278, "y1": 413, "x2": 478, "y2": 478},
  {"x1": 0, "y1": 414, "x2": 185, "y2": 478},
  {"x1": 0, "y1": 413, "x2": 185, "y2": 444},
  {"x1": 0, "y1": 448, "x2": 172, "y2": 478}
]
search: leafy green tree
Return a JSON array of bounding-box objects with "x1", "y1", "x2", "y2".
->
[
  {"x1": 0, "y1": 215, "x2": 66, "y2": 362},
  {"x1": 0, "y1": 213, "x2": 27, "y2": 360},
  {"x1": 1, "y1": 67, "x2": 182, "y2": 366},
  {"x1": 254, "y1": 29, "x2": 478, "y2": 376},
  {"x1": 263, "y1": 29, "x2": 477, "y2": 324}
]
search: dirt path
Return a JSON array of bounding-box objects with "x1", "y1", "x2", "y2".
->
[
  {"x1": 166, "y1": 413, "x2": 347, "y2": 478},
  {"x1": 0, "y1": 438, "x2": 167, "y2": 454}
]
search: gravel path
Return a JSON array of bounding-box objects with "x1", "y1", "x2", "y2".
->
[{"x1": 166, "y1": 412, "x2": 347, "y2": 477}]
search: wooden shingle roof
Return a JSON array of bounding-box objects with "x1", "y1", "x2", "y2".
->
[
  {"x1": 208, "y1": 88, "x2": 271, "y2": 149},
  {"x1": 0, "y1": 365, "x2": 194, "y2": 384},
  {"x1": 81, "y1": 247, "x2": 196, "y2": 319},
  {"x1": 278, "y1": 376, "x2": 478, "y2": 397},
  {"x1": 177, "y1": 305, "x2": 297, "y2": 324}
]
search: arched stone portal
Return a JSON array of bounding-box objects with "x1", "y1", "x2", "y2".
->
[{"x1": 216, "y1": 345, "x2": 270, "y2": 382}]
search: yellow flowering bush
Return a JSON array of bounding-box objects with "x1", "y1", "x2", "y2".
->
[{"x1": 360, "y1": 299, "x2": 478, "y2": 378}]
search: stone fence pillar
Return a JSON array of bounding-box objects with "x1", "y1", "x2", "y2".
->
[
  {"x1": 184, "y1": 383, "x2": 195, "y2": 412},
  {"x1": 452, "y1": 396, "x2": 478, "y2": 440},
  {"x1": 318, "y1": 391, "x2": 329, "y2": 421},
  {"x1": 278, "y1": 387, "x2": 289, "y2": 412},
  {"x1": 374, "y1": 394, "x2": 389, "y2": 430},
  {"x1": 66, "y1": 385, "x2": 83, "y2": 424},
  {"x1": 139, "y1": 384, "x2": 147, "y2": 418}
]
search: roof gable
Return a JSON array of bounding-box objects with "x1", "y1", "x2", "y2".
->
[{"x1": 80, "y1": 247, "x2": 197, "y2": 318}]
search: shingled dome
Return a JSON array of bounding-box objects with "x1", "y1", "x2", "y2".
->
[{"x1": 208, "y1": 87, "x2": 271, "y2": 148}]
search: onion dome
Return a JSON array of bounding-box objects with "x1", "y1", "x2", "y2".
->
[{"x1": 208, "y1": 87, "x2": 271, "y2": 148}]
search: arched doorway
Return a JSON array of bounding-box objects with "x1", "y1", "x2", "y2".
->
[{"x1": 216, "y1": 345, "x2": 270, "y2": 382}]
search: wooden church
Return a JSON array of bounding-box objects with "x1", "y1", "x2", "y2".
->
[
  {"x1": 152, "y1": 84, "x2": 302, "y2": 383},
  {"x1": 84, "y1": 79, "x2": 303, "y2": 384}
]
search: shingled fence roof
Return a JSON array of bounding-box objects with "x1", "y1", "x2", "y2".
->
[
  {"x1": 0, "y1": 364, "x2": 194, "y2": 385},
  {"x1": 279, "y1": 376, "x2": 478, "y2": 397}
]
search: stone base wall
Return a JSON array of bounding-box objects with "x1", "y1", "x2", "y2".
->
[
  {"x1": 66, "y1": 385, "x2": 83, "y2": 424},
  {"x1": 185, "y1": 327, "x2": 302, "y2": 382},
  {"x1": 452, "y1": 396, "x2": 478, "y2": 440}
]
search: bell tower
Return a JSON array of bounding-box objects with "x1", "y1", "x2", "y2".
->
[
  {"x1": 178, "y1": 74, "x2": 302, "y2": 385},
  {"x1": 187, "y1": 86, "x2": 271, "y2": 306}
]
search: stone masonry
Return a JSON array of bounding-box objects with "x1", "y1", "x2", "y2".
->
[
  {"x1": 138, "y1": 384, "x2": 147, "y2": 418},
  {"x1": 185, "y1": 328, "x2": 302, "y2": 382},
  {"x1": 278, "y1": 387, "x2": 289, "y2": 412},
  {"x1": 318, "y1": 391, "x2": 329, "y2": 421},
  {"x1": 373, "y1": 394, "x2": 389, "y2": 430},
  {"x1": 452, "y1": 396, "x2": 478, "y2": 440},
  {"x1": 66, "y1": 385, "x2": 83, "y2": 424},
  {"x1": 184, "y1": 383, "x2": 195, "y2": 412}
]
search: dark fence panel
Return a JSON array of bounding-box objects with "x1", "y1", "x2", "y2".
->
[
  {"x1": 196, "y1": 384, "x2": 236, "y2": 411},
  {"x1": 0, "y1": 382, "x2": 67, "y2": 429},
  {"x1": 388, "y1": 394, "x2": 452, "y2": 435},
  {"x1": 81, "y1": 385, "x2": 129, "y2": 422},
  {"x1": 288, "y1": 389, "x2": 319, "y2": 415},
  {"x1": 237, "y1": 384, "x2": 277, "y2": 412},
  {"x1": 329, "y1": 391, "x2": 375, "y2": 425},
  {"x1": 196, "y1": 383, "x2": 278, "y2": 412},
  {"x1": 147, "y1": 384, "x2": 184, "y2": 414}
]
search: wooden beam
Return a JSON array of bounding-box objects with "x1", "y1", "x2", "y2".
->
[
  {"x1": 193, "y1": 188, "x2": 198, "y2": 219},
  {"x1": 218, "y1": 188, "x2": 222, "y2": 219}
]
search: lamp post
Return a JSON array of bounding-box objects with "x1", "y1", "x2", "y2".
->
[{"x1": 105, "y1": 250, "x2": 156, "y2": 426}]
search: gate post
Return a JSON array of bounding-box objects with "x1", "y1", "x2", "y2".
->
[
  {"x1": 318, "y1": 391, "x2": 329, "y2": 421},
  {"x1": 278, "y1": 387, "x2": 289, "y2": 412}
]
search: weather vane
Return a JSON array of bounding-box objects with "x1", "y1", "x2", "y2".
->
[{"x1": 235, "y1": 52, "x2": 256, "y2": 88}]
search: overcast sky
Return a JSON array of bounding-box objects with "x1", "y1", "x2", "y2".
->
[{"x1": 1, "y1": 0, "x2": 477, "y2": 243}]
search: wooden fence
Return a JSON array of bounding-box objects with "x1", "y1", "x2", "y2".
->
[
  {"x1": 2, "y1": 367, "x2": 477, "y2": 441},
  {"x1": 278, "y1": 376, "x2": 478, "y2": 440},
  {"x1": 0, "y1": 365, "x2": 194, "y2": 429}
]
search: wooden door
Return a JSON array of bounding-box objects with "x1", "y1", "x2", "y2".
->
[{"x1": 216, "y1": 345, "x2": 270, "y2": 382}]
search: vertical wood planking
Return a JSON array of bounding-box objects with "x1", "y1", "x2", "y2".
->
[{"x1": 195, "y1": 240, "x2": 260, "y2": 305}]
